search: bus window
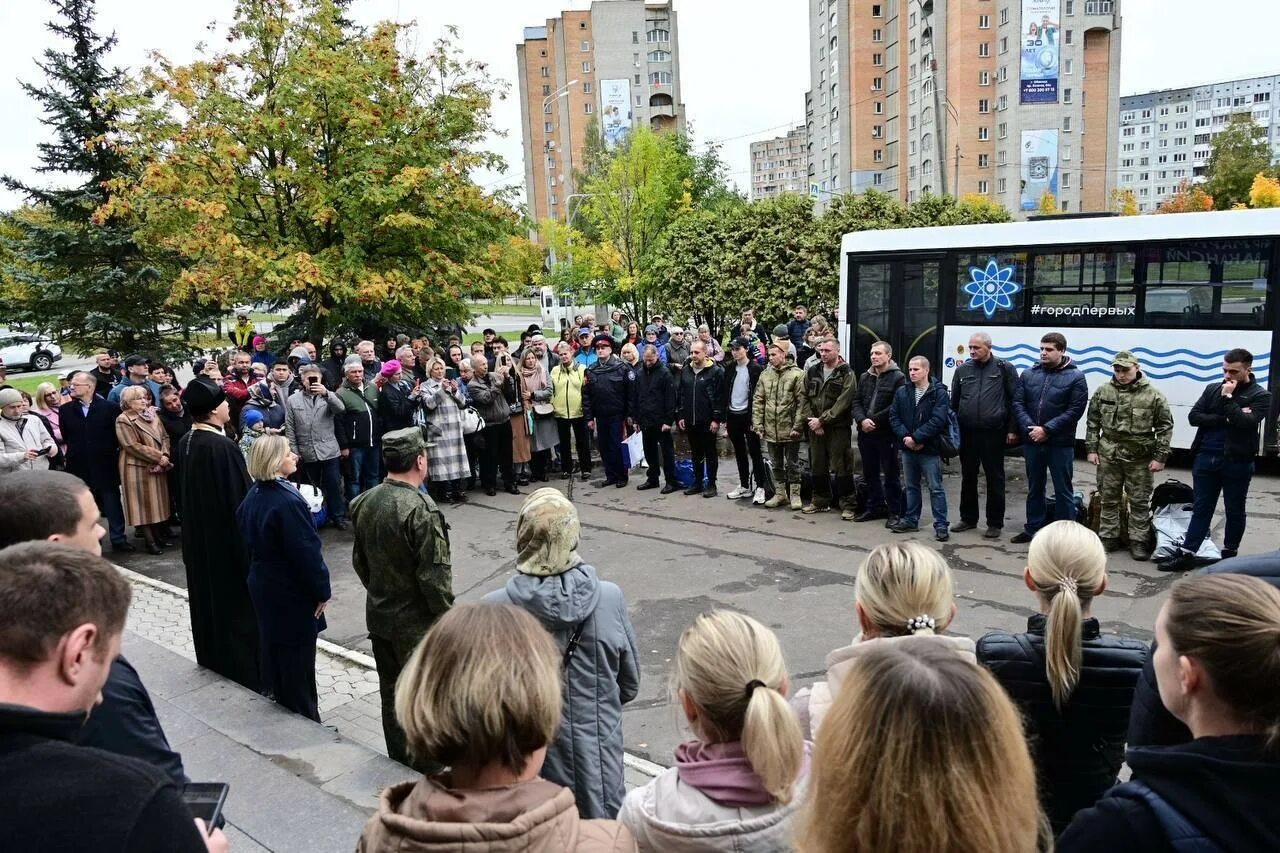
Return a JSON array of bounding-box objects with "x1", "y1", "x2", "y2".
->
[
  {"x1": 850, "y1": 261, "x2": 890, "y2": 373},
  {"x1": 1027, "y1": 248, "x2": 1137, "y2": 325},
  {"x1": 1143, "y1": 238, "x2": 1270, "y2": 328},
  {"x1": 950, "y1": 250, "x2": 1029, "y2": 325}
]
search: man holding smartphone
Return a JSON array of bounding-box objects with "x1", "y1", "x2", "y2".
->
[
  {"x1": 284, "y1": 364, "x2": 348, "y2": 530},
  {"x1": 0, "y1": 542, "x2": 227, "y2": 851}
]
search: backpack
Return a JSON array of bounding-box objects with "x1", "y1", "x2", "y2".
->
[
  {"x1": 1152, "y1": 479, "x2": 1195, "y2": 512},
  {"x1": 1109, "y1": 780, "x2": 1225, "y2": 852},
  {"x1": 938, "y1": 384, "x2": 961, "y2": 461}
]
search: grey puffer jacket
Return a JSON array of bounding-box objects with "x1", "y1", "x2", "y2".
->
[
  {"x1": 284, "y1": 388, "x2": 345, "y2": 462},
  {"x1": 484, "y1": 563, "x2": 641, "y2": 820}
]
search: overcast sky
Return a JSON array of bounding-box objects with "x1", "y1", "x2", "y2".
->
[{"x1": 2, "y1": 0, "x2": 1278, "y2": 211}]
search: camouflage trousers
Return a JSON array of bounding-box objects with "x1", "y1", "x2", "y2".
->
[{"x1": 1097, "y1": 455, "x2": 1154, "y2": 544}]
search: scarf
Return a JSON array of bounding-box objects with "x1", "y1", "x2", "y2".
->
[
  {"x1": 137, "y1": 407, "x2": 156, "y2": 423},
  {"x1": 519, "y1": 361, "x2": 548, "y2": 392},
  {"x1": 674, "y1": 740, "x2": 773, "y2": 807}
]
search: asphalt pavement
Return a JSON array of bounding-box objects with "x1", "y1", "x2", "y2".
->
[{"x1": 113, "y1": 453, "x2": 1280, "y2": 767}]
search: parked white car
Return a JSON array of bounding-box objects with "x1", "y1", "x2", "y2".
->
[{"x1": 0, "y1": 332, "x2": 62, "y2": 372}]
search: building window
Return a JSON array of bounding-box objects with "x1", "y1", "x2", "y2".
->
[
  {"x1": 978, "y1": 126, "x2": 989, "y2": 140},
  {"x1": 998, "y1": 122, "x2": 1008, "y2": 139},
  {"x1": 997, "y1": 65, "x2": 1008, "y2": 82},
  {"x1": 1064, "y1": 58, "x2": 1073, "y2": 75},
  {"x1": 1063, "y1": 144, "x2": 1072, "y2": 161},
  {"x1": 978, "y1": 179, "x2": 990, "y2": 193},
  {"x1": 872, "y1": 28, "x2": 883, "y2": 42},
  {"x1": 978, "y1": 153, "x2": 990, "y2": 168},
  {"x1": 909, "y1": 37, "x2": 916, "y2": 53},
  {"x1": 979, "y1": 70, "x2": 990, "y2": 86},
  {"x1": 1000, "y1": 8, "x2": 1009, "y2": 24},
  {"x1": 632, "y1": 31, "x2": 639, "y2": 43},
  {"x1": 1066, "y1": 0, "x2": 1074, "y2": 13},
  {"x1": 582, "y1": 61, "x2": 591, "y2": 73},
  {"x1": 978, "y1": 99, "x2": 990, "y2": 114},
  {"x1": 978, "y1": 42, "x2": 990, "y2": 57},
  {"x1": 872, "y1": 4, "x2": 882, "y2": 16},
  {"x1": 583, "y1": 81, "x2": 593, "y2": 93},
  {"x1": 979, "y1": 14, "x2": 990, "y2": 28},
  {"x1": 998, "y1": 177, "x2": 1007, "y2": 193},
  {"x1": 872, "y1": 77, "x2": 883, "y2": 91},
  {"x1": 584, "y1": 103, "x2": 593, "y2": 114},
  {"x1": 541, "y1": 66, "x2": 549, "y2": 78},
  {"x1": 1063, "y1": 116, "x2": 1072, "y2": 132},
  {"x1": 998, "y1": 94, "x2": 1008, "y2": 110},
  {"x1": 1063, "y1": 88, "x2": 1072, "y2": 104},
  {"x1": 544, "y1": 121, "x2": 553, "y2": 133},
  {"x1": 543, "y1": 101, "x2": 552, "y2": 114},
  {"x1": 1062, "y1": 172, "x2": 1071, "y2": 188},
  {"x1": 581, "y1": 40, "x2": 591, "y2": 51},
  {"x1": 1064, "y1": 29, "x2": 1073, "y2": 44},
  {"x1": 542, "y1": 84, "x2": 551, "y2": 96},
  {"x1": 874, "y1": 100, "x2": 884, "y2": 114},
  {"x1": 873, "y1": 53, "x2": 883, "y2": 66},
  {"x1": 874, "y1": 148, "x2": 884, "y2": 162},
  {"x1": 649, "y1": 71, "x2": 672, "y2": 85},
  {"x1": 647, "y1": 28, "x2": 670, "y2": 42},
  {"x1": 648, "y1": 49, "x2": 671, "y2": 62},
  {"x1": 873, "y1": 173, "x2": 883, "y2": 186},
  {"x1": 1000, "y1": 36, "x2": 1008, "y2": 54}
]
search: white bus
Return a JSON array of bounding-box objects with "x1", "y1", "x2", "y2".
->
[{"x1": 837, "y1": 209, "x2": 1279, "y2": 453}]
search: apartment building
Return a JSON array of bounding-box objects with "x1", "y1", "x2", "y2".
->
[
  {"x1": 1119, "y1": 74, "x2": 1280, "y2": 212},
  {"x1": 517, "y1": 0, "x2": 686, "y2": 226},
  {"x1": 750, "y1": 125, "x2": 810, "y2": 200},
  {"x1": 805, "y1": 0, "x2": 1121, "y2": 218}
]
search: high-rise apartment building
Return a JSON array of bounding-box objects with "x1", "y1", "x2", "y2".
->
[
  {"x1": 750, "y1": 125, "x2": 810, "y2": 200},
  {"x1": 517, "y1": 0, "x2": 686, "y2": 226},
  {"x1": 805, "y1": 0, "x2": 1121, "y2": 218},
  {"x1": 1119, "y1": 74, "x2": 1280, "y2": 213}
]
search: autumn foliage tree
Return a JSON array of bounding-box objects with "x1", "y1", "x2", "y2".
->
[
  {"x1": 1158, "y1": 179, "x2": 1215, "y2": 214},
  {"x1": 103, "y1": 0, "x2": 520, "y2": 344},
  {"x1": 1249, "y1": 173, "x2": 1280, "y2": 209}
]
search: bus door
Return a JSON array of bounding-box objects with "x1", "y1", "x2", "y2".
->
[{"x1": 846, "y1": 255, "x2": 943, "y2": 376}]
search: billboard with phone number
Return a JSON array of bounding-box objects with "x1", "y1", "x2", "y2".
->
[{"x1": 1020, "y1": 0, "x2": 1060, "y2": 104}]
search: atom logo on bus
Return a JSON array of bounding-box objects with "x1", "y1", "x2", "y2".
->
[{"x1": 964, "y1": 258, "x2": 1021, "y2": 319}]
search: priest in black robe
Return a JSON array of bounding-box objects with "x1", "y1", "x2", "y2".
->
[{"x1": 177, "y1": 377, "x2": 262, "y2": 693}]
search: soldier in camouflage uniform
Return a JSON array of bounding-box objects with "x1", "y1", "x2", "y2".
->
[
  {"x1": 1085, "y1": 351, "x2": 1174, "y2": 561},
  {"x1": 349, "y1": 427, "x2": 453, "y2": 769}
]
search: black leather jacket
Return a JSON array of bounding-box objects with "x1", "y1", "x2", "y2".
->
[
  {"x1": 977, "y1": 614, "x2": 1148, "y2": 833},
  {"x1": 951, "y1": 355, "x2": 1019, "y2": 432}
]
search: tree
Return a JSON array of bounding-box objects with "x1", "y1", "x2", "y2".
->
[
  {"x1": 1158, "y1": 179, "x2": 1214, "y2": 213},
  {"x1": 1110, "y1": 188, "x2": 1140, "y2": 216},
  {"x1": 1, "y1": 0, "x2": 213, "y2": 360},
  {"x1": 1203, "y1": 113, "x2": 1271, "y2": 210},
  {"x1": 1249, "y1": 173, "x2": 1280, "y2": 209},
  {"x1": 104, "y1": 0, "x2": 519, "y2": 344}
]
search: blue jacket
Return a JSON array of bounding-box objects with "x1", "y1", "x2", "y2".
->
[
  {"x1": 787, "y1": 317, "x2": 809, "y2": 349},
  {"x1": 889, "y1": 379, "x2": 950, "y2": 454},
  {"x1": 236, "y1": 479, "x2": 331, "y2": 643},
  {"x1": 1013, "y1": 356, "x2": 1089, "y2": 446}
]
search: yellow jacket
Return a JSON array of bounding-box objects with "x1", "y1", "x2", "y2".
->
[{"x1": 550, "y1": 362, "x2": 586, "y2": 419}]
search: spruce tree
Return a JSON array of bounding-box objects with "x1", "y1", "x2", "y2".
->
[{"x1": 2, "y1": 0, "x2": 213, "y2": 360}]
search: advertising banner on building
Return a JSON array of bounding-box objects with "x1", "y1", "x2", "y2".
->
[
  {"x1": 1020, "y1": 129, "x2": 1059, "y2": 211},
  {"x1": 1019, "y1": 0, "x2": 1060, "y2": 103},
  {"x1": 600, "y1": 79, "x2": 632, "y2": 150}
]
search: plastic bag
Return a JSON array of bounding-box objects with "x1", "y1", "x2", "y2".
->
[
  {"x1": 623, "y1": 430, "x2": 647, "y2": 468},
  {"x1": 297, "y1": 483, "x2": 328, "y2": 529},
  {"x1": 1152, "y1": 503, "x2": 1220, "y2": 563}
]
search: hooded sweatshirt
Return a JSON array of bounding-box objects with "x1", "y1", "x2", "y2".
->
[
  {"x1": 1057, "y1": 735, "x2": 1280, "y2": 852},
  {"x1": 356, "y1": 775, "x2": 635, "y2": 853}
]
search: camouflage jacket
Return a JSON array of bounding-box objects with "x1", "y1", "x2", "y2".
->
[
  {"x1": 349, "y1": 479, "x2": 454, "y2": 656},
  {"x1": 752, "y1": 361, "x2": 809, "y2": 442},
  {"x1": 1085, "y1": 374, "x2": 1174, "y2": 462}
]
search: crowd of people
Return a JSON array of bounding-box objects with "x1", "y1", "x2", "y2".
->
[{"x1": 1, "y1": 466, "x2": 1278, "y2": 852}]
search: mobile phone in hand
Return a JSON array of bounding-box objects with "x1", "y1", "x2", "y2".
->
[
  {"x1": 182, "y1": 782, "x2": 230, "y2": 832},
  {"x1": 34, "y1": 447, "x2": 52, "y2": 457}
]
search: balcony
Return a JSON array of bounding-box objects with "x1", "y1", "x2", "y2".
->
[{"x1": 649, "y1": 92, "x2": 675, "y2": 119}]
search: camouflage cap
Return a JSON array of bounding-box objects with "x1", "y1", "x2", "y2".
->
[
  {"x1": 1112, "y1": 350, "x2": 1139, "y2": 368},
  {"x1": 381, "y1": 427, "x2": 428, "y2": 463}
]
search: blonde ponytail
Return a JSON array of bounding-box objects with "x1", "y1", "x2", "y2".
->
[
  {"x1": 855, "y1": 543, "x2": 954, "y2": 638},
  {"x1": 675, "y1": 611, "x2": 805, "y2": 803},
  {"x1": 1026, "y1": 522, "x2": 1107, "y2": 709}
]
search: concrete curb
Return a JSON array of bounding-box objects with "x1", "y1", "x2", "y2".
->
[{"x1": 116, "y1": 565, "x2": 664, "y2": 780}]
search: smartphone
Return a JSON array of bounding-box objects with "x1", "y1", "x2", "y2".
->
[
  {"x1": 308, "y1": 376, "x2": 320, "y2": 386},
  {"x1": 34, "y1": 447, "x2": 52, "y2": 457},
  {"x1": 182, "y1": 782, "x2": 229, "y2": 831}
]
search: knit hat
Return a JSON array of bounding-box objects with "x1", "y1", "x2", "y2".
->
[
  {"x1": 0, "y1": 388, "x2": 22, "y2": 407},
  {"x1": 644, "y1": 324, "x2": 659, "y2": 336},
  {"x1": 183, "y1": 377, "x2": 226, "y2": 418},
  {"x1": 380, "y1": 359, "x2": 402, "y2": 378},
  {"x1": 242, "y1": 408, "x2": 265, "y2": 429},
  {"x1": 515, "y1": 488, "x2": 582, "y2": 576},
  {"x1": 252, "y1": 335, "x2": 266, "y2": 347}
]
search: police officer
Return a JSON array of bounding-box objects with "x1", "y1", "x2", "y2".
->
[
  {"x1": 349, "y1": 427, "x2": 453, "y2": 770},
  {"x1": 1085, "y1": 351, "x2": 1174, "y2": 561},
  {"x1": 583, "y1": 334, "x2": 634, "y2": 488}
]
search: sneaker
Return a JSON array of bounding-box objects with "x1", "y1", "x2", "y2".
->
[
  {"x1": 983, "y1": 527, "x2": 1002, "y2": 540},
  {"x1": 889, "y1": 521, "x2": 919, "y2": 533},
  {"x1": 752, "y1": 487, "x2": 767, "y2": 505},
  {"x1": 764, "y1": 493, "x2": 789, "y2": 508},
  {"x1": 683, "y1": 485, "x2": 704, "y2": 496},
  {"x1": 841, "y1": 507, "x2": 857, "y2": 521},
  {"x1": 951, "y1": 521, "x2": 977, "y2": 533},
  {"x1": 790, "y1": 493, "x2": 803, "y2": 511},
  {"x1": 1221, "y1": 548, "x2": 1239, "y2": 560},
  {"x1": 936, "y1": 529, "x2": 950, "y2": 542},
  {"x1": 726, "y1": 485, "x2": 752, "y2": 500},
  {"x1": 580, "y1": 471, "x2": 591, "y2": 482},
  {"x1": 854, "y1": 508, "x2": 888, "y2": 522},
  {"x1": 801, "y1": 503, "x2": 830, "y2": 514},
  {"x1": 1010, "y1": 531, "x2": 1034, "y2": 544},
  {"x1": 1156, "y1": 551, "x2": 1197, "y2": 573},
  {"x1": 702, "y1": 486, "x2": 718, "y2": 498}
]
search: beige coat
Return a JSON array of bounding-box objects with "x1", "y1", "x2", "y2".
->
[
  {"x1": 791, "y1": 633, "x2": 977, "y2": 739},
  {"x1": 115, "y1": 411, "x2": 171, "y2": 525},
  {"x1": 357, "y1": 776, "x2": 636, "y2": 853}
]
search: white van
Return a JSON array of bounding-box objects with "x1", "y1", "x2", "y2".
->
[{"x1": 540, "y1": 287, "x2": 609, "y2": 333}]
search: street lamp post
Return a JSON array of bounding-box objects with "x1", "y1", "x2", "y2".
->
[{"x1": 543, "y1": 80, "x2": 578, "y2": 274}]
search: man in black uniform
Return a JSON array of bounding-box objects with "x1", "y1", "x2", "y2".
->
[{"x1": 583, "y1": 334, "x2": 634, "y2": 488}]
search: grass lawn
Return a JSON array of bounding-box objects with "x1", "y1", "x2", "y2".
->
[
  {"x1": 2, "y1": 373, "x2": 54, "y2": 397},
  {"x1": 468, "y1": 300, "x2": 541, "y2": 317}
]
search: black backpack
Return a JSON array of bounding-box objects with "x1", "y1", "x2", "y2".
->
[{"x1": 1152, "y1": 479, "x2": 1195, "y2": 512}]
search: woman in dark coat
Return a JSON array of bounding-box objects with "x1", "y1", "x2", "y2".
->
[{"x1": 236, "y1": 433, "x2": 332, "y2": 721}]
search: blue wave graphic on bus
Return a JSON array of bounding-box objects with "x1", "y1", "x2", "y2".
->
[{"x1": 992, "y1": 343, "x2": 1270, "y2": 383}]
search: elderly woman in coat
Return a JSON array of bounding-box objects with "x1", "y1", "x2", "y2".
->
[
  {"x1": 516, "y1": 348, "x2": 558, "y2": 483},
  {"x1": 483, "y1": 488, "x2": 641, "y2": 819},
  {"x1": 420, "y1": 357, "x2": 470, "y2": 503},
  {"x1": 115, "y1": 384, "x2": 172, "y2": 554},
  {"x1": 0, "y1": 386, "x2": 58, "y2": 473}
]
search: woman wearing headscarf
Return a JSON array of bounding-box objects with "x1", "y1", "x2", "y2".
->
[
  {"x1": 483, "y1": 488, "x2": 641, "y2": 820},
  {"x1": 516, "y1": 348, "x2": 556, "y2": 483},
  {"x1": 420, "y1": 357, "x2": 470, "y2": 503},
  {"x1": 115, "y1": 384, "x2": 173, "y2": 554}
]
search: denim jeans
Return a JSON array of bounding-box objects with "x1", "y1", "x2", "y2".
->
[
  {"x1": 1183, "y1": 453, "x2": 1254, "y2": 553},
  {"x1": 902, "y1": 451, "x2": 948, "y2": 531},
  {"x1": 595, "y1": 416, "x2": 627, "y2": 484},
  {"x1": 1023, "y1": 443, "x2": 1075, "y2": 534},
  {"x1": 345, "y1": 445, "x2": 380, "y2": 501},
  {"x1": 302, "y1": 457, "x2": 347, "y2": 523}
]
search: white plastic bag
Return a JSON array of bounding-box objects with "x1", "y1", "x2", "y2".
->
[
  {"x1": 623, "y1": 431, "x2": 647, "y2": 469},
  {"x1": 1152, "y1": 503, "x2": 1221, "y2": 562}
]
